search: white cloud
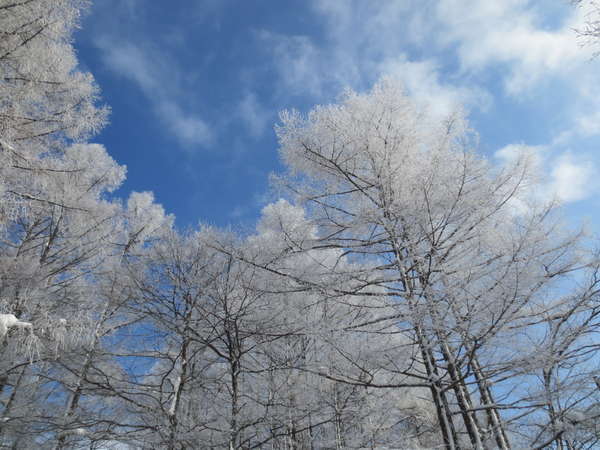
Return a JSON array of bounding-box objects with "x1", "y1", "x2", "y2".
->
[
  {"x1": 575, "y1": 110, "x2": 600, "y2": 138},
  {"x1": 257, "y1": 30, "x2": 325, "y2": 97},
  {"x1": 551, "y1": 152, "x2": 595, "y2": 203},
  {"x1": 259, "y1": 1, "x2": 490, "y2": 117},
  {"x1": 495, "y1": 144, "x2": 544, "y2": 172},
  {"x1": 238, "y1": 92, "x2": 271, "y2": 138},
  {"x1": 96, "y1": 41, "x2": 156, "y2": 91},
  {"x1": 94, "y1": 38, "x2": 213, "y2": 149},
  {"x1": 495, "y1": 144, "x2": 596, "y2": 204},
  {"x1": 378, "y1": 57, "x2": 491, "y2": 116},
  {"x1": 156, "y1": 102, "x2": 213, "y2": 149},
  {"x1": 434, "y1": 0, "x2": 594, "y2": 93},
  {"x1": 229, "y1": 191, "x2": 270, "y2": 220},
  {"x1": 299, "y1": 0, "x2": 599, "y2": 103},
  {"x1": 554, "y1": 106, "x2": 600, "y2": 146}
]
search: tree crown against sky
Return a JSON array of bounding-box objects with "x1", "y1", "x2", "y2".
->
[
  {"x1": 72, "y1": 0, "x2": 600, "y2": 230},
  {"x1": 573, "y1": 0, "x2": 600, "y2": 52}
]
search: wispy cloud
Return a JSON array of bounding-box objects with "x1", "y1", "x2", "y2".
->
[
  {"x1": 378, "y1": 57, "x2": 491, "y2": 116},
  {"x1": 229, "y1": 191, "x2": 271, "y2": 220},
  {"x1": 257, "y1": 30, "x2": 326, "y2": 98},
  {"x1": 551, "y1": 152, "x2": 596, "y2": 203},
  {"x1": 433, "y1": 0, "x2": 594, "y2": 94},
  {"x1": 94, "y1": 37, "x2": 213, "y2": 150},
  {"x1": 495, "y1": 144, "x2": 597, "y2": 204},
  {"x1": 257, "y1": 1, "x2": 490, "y2": 115},
  {"x1": 237, "y1": 91, "x2": 272, "y2": 138}
]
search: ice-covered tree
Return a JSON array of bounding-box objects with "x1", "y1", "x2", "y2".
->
[
  {"x1": 0, "y1": 1, "x2": 172, "y2": 446},
  {"x1": 271, "y1": 79, "x2": 591, "y2": 449},
  {"x1": 573, "y1": 0, "x2": 600, "y2": 53}
]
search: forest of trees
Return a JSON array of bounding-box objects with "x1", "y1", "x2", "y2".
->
[{"x1": 1, "y1": 0, "x2": 600, "y2": 449}]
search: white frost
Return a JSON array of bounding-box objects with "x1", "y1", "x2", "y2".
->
[
  {"x1": 0, "y1": 314, "x2": 32, "y2": 339},
  {"x1": 565, "y1": 410, "x2": 586, "y2": 423},
  {"x1": 168, "y1": 375, "x2": 182, "y2": 417},
  {"x1": 58, "y1": 428, "x2": 87, "y2": 437}
]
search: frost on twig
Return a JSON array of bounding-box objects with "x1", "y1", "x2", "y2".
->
[
  {"x1": 0, "y1": 314, "x2": 32, "y2": 340},
  {"x1": 0, "y1": 314, "x2": 39, "y2": 362},
  {"x1": 57, "y1": 427, "x2": 87, "y2": 438}
]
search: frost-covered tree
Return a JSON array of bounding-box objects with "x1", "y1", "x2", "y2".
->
[
  {"x1": 219, "y1": 198, "x2": 442, "y2": 449},
  {"x1": 0, "y1": 0, "x2": 109, "y2": 330},
  {"x1": 270, "y1": 80, "x2": 591, "y2": 449},
  {"x1": 0, "y1": 0, "x2": 108, "y2": 229},
  {"x1": 0, "y1": 1, "x2": 169, "y2": 446},
  {"x1": 505, "y1": 257, "x2": 600, "y2": 450},
  {"x1": 573, "y1": 0, "x2": 600, "y2": 52},
  {"x1": 0, "y1": 0, "x2": 106, "y2": 149},
  {"x1": 121, "y1": 228, "x2": 289, "y2": 449}
]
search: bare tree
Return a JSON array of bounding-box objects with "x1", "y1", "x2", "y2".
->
[{"x1": 270, "y1": 79, "x2": 588, "y2": 449}]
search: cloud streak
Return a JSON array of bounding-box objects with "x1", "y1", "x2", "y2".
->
[
  {"x1": 495, "y1": 144, "x2": 597, "y2": 204},
  {"x1": 94, "y1": 37, "x2": 213, "y2": 150},
  {"x1": 257, "y1": 1, "x2": 490, "y2": 116},
  {"x1": 433, "y1": 0, "x2": 594, "y2": 94},
  {"x1": 237, "y1": 92, "x2": 272, "y2": 138}
]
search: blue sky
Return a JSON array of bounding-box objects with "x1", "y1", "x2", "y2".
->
[{"x1": 75, "y1": 0, "x2": 600, "y2": 232}]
